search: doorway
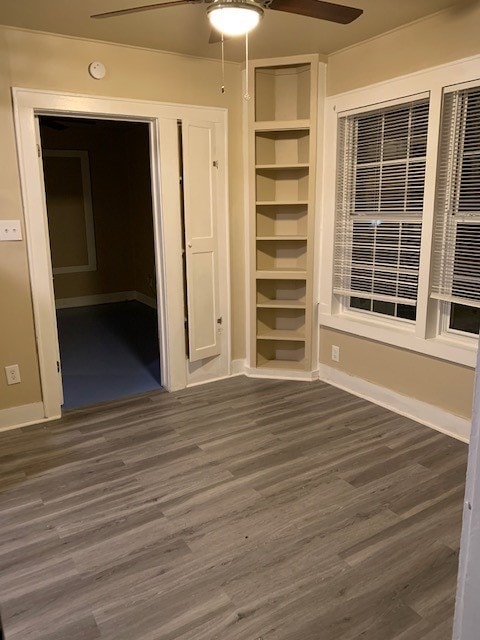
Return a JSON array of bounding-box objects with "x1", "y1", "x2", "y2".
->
[
  {"x1": 38, "y1": 116, "x2": 162, "y2": 409},
  {"x1": 13, "y1": 88, "x2": 230, "y2": 423}
]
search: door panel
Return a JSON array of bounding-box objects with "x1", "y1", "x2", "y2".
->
[{"x1": 182, "y1": 121, "x2": 221, "y2": 362}]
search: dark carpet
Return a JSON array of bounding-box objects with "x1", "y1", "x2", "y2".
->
[{"x1": 56, "y1": 301, "x2": 162, "y2": 409}]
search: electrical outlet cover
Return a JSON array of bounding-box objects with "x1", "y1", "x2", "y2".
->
[
  {"x1": 5, "y1": 364, "x2": 21, "y2": 385},
  {"x1": 0, "y1": 220, "x2": 22, "y2": 241}
]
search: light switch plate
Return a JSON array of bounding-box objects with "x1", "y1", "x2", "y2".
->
[{"x1": 0, "y1": 220, "x2": 22, "y2": 241}]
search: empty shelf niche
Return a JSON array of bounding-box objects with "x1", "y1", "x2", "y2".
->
[
  {"x1": 257, "y1": 340, "x2": 306, "y2": 370},
  {"x1": 257, "y1": 204, "x2": 308, "y2": 238},
  {"x1": 255, "y1": 130, "x2": 310, "y2": 166},
  {"x1": 257, "y1": 308, "x2": 305, "y2": 340},
  {"x1": 256, "y1": 167, "x2": 309, "y2": 203},
  {"x1": 257, "y1": 239, "x2": 307, "y2": 273},
  {"x1": 255, "y1": 64, "x2": 311, "y2": 122},
  {"x1": 257, "y1": 279, "x2": 306, "y2": 308}
]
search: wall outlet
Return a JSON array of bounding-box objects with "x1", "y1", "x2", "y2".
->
[
  {"x1": 0, "y1": 220, "x2": 22, "y2": 241},
  {"x1": 331, "y1": 345, "x2": 340, "y2": 363},
  {"x1": 5, "y1": 364, "x2": 21, "y2": 385}
]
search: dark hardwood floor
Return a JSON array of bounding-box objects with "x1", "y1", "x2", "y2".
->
[{"x1": 0, "y1": 376, "x2": 468, "y2": 639}]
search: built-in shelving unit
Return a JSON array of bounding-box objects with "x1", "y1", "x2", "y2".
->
[{"x1": 248, "y1": 55, "x2": 318, "y2": 374}]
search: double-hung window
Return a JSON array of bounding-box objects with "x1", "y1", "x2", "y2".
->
[
  {"x1": 334, "y1": 98, "x2": 429, "y2": 321},
  {"x1": 431, "y1": 85, "x2": 480, "y2": 336}
]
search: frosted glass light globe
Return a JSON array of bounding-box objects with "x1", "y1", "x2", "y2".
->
[{"x1": 208, "y1": 4, "x2": 263, "y2": 36}]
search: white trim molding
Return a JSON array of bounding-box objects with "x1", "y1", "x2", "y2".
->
[
  {"x1": 230, "y1": 359, "x2": 246, "y2": 375},
  {"x1": 319, "y1": 363, "x2": 471, "y2": 443},
  {"x1": 0, "y1": 402, "x2": 53, "y2": 433},
  {"x1": 56, "y1": 291, "x2": 134, "y2": 309},
  {"x1": 135, "y1": 291, "x2": 157, "y2": 309},
  {"x1": 43, "y1": 149, "x2": 97, "y2": 275},
  {"x1": 246, "y1": 366, "x2": 318, "y2": 382},
  {"x1": 55, "y1": 291, "x2": 157, "y2": 309}
]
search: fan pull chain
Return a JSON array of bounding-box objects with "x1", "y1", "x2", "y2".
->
[
  {"x1": 244, "y1": 32, "x2": 250, "y2": 101},
  {"x1": 221, "y1": 34, "x2": 225, "y2": 95}
]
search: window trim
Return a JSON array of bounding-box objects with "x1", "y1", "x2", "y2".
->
[
  {"x1": 430, "y1": 83, "x2": 480, "y2": 311},
  {"x1": 440, "y1": 300, "x2": 480, "y2": 343},
  {"x1": 43, "y1": 149, "x2": 97, "y2": 275},
  {"x1": 318, "y1": 55, "x2": 480, "y2": 370}
]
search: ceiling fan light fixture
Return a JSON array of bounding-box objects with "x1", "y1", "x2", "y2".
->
[{"x1": 207, "y1": 1, "x2": 264, "y2": 36}]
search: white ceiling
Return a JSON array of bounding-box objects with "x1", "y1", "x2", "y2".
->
[{"x1": 0, "y1": 0, "x2": 468, "y2": 62}]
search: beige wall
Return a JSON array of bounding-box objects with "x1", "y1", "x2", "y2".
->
[
  {"x1": 41, "y1": 122, "x2": 136, "y2": 299},
  {"x1": 327, "y1": 4, "x2": 480, "y2": 96},
  {"x1": 0, "y1": 25, "x2": 244, "y2": 411},
  {"x1": 320, "y1": 328, "x2": 475, "y2": 420},
  {"x1": 43, "y1": 154, "x2": 91, "y2": 271},
  {"x1": 321, "y1": 3, "x2": 480, "y2": 421},
  {"x1": 41, "y1": 121, "x2": 156, "y2": 302},
  {"x1": 124, "y1": 127, "x2": 157, "y2": 300}
]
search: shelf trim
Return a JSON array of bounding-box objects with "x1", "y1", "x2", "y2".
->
[
  {"x1": 254, "y1": 119, "x2": 310, "y2": 132},
  {"x1": 257, "y1": 330, "x2": 305, "y2": 341},
  {"x1": 256, "y1": 200, "x2": 309, "y2": 206},
  {"x1": 257, "y1": 301, "x2": 307, "y2": 309},
  {"x1": 256, "y1": 235, "x2": 308, "y2": 241},
  {"x1": 256, "y1": 359, "x2": 307, "y2": 371},
  {"x1": 255, "y1": 163, "x2": 310, "y2": 170},
  {"x1": 256, "y1": 270, "x2": 307, "y2": 280}
]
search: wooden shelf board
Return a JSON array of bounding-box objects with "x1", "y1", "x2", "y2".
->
[
  {"x1": 256, "y1": 200, "x2": 309, "y2": 206},
  {"x1": 256, "y1": 236, "x2": 307, "y2": 241},
  {"x1": 257, "y1": 359, "x2": 307, "y2": 371},
  {"x1": 257, "y1": 301, "x2": 306, "y2": 309},
  {"x1": 256, "y1": 270, "x2": 307, "y2": 280},
  {"x1": 254, "y1": 119, "x2": 310, "y2": 132},
  {"x1": 257, "y1": 330, "x2": 305, "y2": 341},
  {"x1": 255, "y1": 163, "x2": 309, "y2": 170}
]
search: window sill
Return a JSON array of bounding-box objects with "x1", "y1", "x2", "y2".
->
[{"x1": 319, "y1": 312, "x2": 477, "y2": 368}]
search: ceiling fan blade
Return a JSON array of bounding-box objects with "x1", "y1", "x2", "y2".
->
[
  {"x1": 91, "y1": 1, "x2": 200, "y2": 19},
  {"x1": 268, "y1": 0, "x2": 363, "y2": 24},
  {"x1": 208, "y1": 29, "x2": 232, "y2": 44}
]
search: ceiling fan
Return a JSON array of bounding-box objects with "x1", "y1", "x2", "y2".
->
[{"x1": 91, "y1": 0, "x2": 364, "y2": 42}]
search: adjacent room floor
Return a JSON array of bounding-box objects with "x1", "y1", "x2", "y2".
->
[
  {"x1": 56, "y1": 301, "x2": 161, "y2": 409},
  {"x1": 0, "y1": 376, "x2": 468, "y2": 640}
]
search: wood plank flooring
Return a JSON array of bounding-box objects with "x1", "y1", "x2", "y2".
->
[{"x1": 0, "y1": 376, "x2": 468, "y2": 640}]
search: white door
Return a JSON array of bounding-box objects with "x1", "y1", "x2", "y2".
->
[{"x1": 181, "y1": 121, "x2": 221, "y2": 362}]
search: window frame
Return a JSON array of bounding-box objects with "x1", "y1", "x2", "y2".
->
[
  {"x1": 318, "y1": 56, "x2": 480, "y2": 369},
  {"x1": 431, "y1": 82, "x2": 480, "y2": 338},
  {"x1": 43, "y1": 149, "x2": 97, "y2": 276},
  {"x1": 334, "y1": 97, "x2": 430, "y2": 322}
]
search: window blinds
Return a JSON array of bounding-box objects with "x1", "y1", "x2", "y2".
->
[
  {"x1": 334, "y1": 99, "x2": 429, "y2": 306},
  {"x1": 431, "y1": 86, "x2": 480, "y2": 309}
]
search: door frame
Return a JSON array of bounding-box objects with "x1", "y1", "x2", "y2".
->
[{"x1": 13, "y1": 87, "x2": 230, "y2": 420}]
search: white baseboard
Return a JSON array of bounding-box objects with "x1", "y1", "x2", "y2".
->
[
  {"x1": 319, "y1": 364, "x2": 471, "y2": 443},
  {"x1": 185, "y1": 360, "x2": 245, "y2": 389},
  {"x1": 55, "y1": 291, "x2": 157, "y2": 309},
  {"x1": 55, "y1": 291, "x2": 134, "y2": 309},
  {"x1": 134, "y1": 291, "x2": 157, "y2": 309},
  {"x1": 187, "y1": 373, "x2": 235, "y2": 388},
  {"x1": 0, "y1": 402, "x2": 51, "y2": 432},
  {"x1": 231, "y1": 359, "x2": 246, "y2": 375},
  {"x1": 246, "y1": 366, "x2": 318, "y2": 382}
]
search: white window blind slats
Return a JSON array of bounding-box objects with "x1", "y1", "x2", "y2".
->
[
  {"x1": 431, "y1": 86, "x2": 480, "y2": 307},
  {"x1": 334, "y1": 98, "x2": 429, "y2": 307}
]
